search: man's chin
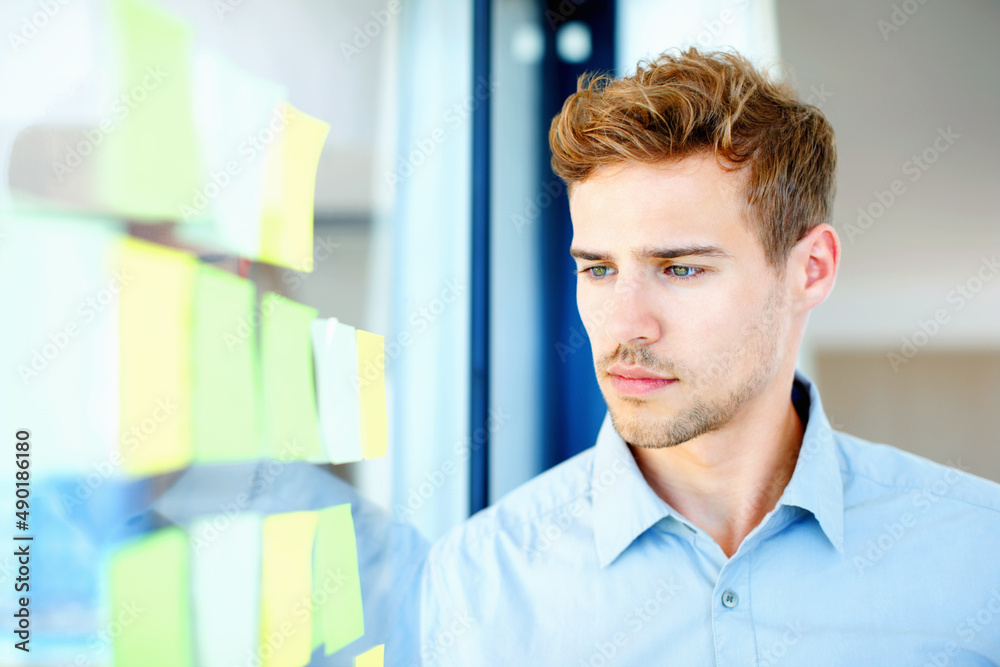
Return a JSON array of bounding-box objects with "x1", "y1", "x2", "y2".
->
[{"x1": 608, "y1": 405, "x2": 667, "y2": 449}]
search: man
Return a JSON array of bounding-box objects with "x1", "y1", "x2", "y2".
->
[{"x1": 412, "y1": 48, "x2": 1000, "y2": 666}]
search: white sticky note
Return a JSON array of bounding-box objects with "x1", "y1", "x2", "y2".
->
[
  {"x1": 190, "y1": 514, "x2": 261, "y2": 667},
  {"x1": 180, "y1": 51, "x2": 288, "y2": 258},
  {"x1": 0, "y1": 211, "x2": 121, "y2": 474},
  {"x1": 311, "y1": 318, "x2": 363, "y2": 463}
]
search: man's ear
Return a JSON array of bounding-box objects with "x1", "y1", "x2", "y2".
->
[{"x1": 794, "y1": 223, "x2": 840, "y2": 311}]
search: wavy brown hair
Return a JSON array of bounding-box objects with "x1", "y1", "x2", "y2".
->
[{"x1": 549, "y1": 47, "x2": 836, "y2": 274}]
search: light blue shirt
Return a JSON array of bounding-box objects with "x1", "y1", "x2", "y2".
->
[{"x1": 411, "y1": 369, "x2": 1000, "y2": 666}]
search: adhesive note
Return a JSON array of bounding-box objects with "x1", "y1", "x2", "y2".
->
[
  {"x1": 0, "y1": 211, "x2": 121, "y2": 473},
  {"x1": 260, "y1": 511, "x2": 319, "y2": 667},
  {"x1": 180, "y1": 52, "x2": 288, "y2": 258},
  {"x1": 109, "y1": 527, "x2": 193, "y2": 667},
  {"x1": 311, "y1": 319, "x2": 363, "y2": 464},
  {"x1": 355, "y1": 645, "x2": 384, "y2": 667},
  {"x1": 315, "y1": 503, "x2": 364, "y2": 655},
  {"x1": 356, "y1": 330, "x2": 387, "y2": 459},
  {"x1": 260, "y1": 293, "x2": 323, "y2": 461},
  {"x1": 191, "y1": 265, "x2": 261, "y2": 461},
  {"x1": 258, "y1": 102, "x2": 330, "y2": 271},
  {"x1": 191, "y1": 515, "x2": 261, "y2": 667},
  {"x1": 117, "y1": 238, "x2": 196, "y2": 476},
  {"x1": 99, "y1": 0, "x2": 200, "y2": 221}
]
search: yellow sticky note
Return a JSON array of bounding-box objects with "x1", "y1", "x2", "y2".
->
[
  {"x1": 117, "y1": 238, "x2": 196, "y2": 475},
  {"x1": 355, "y1": 645, "x2": 384, "y2": 667},
  {"x1": 109, "y1": 528, "x2": 193, "y2": 667},
  {"x1": 315, "y1": 504, "x2": 364, "y2": 655},
  {"x1": 260, "y1": 511, "x2": 318, "y2": 667},
  {"x1": 99, "y1": 0, "x2": 201, "y2": 220},
  {"x1": 356, "y1": 330, "x2": 387, "y2": 459},
  {"x1": 258, "y1": 102, "x2": 330, "y2": 271}
]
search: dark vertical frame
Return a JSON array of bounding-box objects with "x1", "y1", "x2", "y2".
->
[
  {"x1": 538, "y1": 0, "x2": 617, "y2": 470},
  {"x1": 469, "y1": 0, "x2": 492, "y2": 515}
]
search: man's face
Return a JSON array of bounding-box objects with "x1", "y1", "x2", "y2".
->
[{"x1": 569, "y1": 152, "x2": 793, "y2": 449}]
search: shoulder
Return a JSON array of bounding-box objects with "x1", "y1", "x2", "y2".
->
[
  {"x1": 835, "y1": 430, "x2": 1000, "y2": 516},
  {"x1": 417, "y1": 448, "x2": 598, "y2": 661},
  {"x1": 428, "y1": 446, "x2": 597, "y2": 562}
]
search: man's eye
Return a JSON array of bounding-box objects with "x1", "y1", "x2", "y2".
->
[
  {"x1": 575, "y1": 265, "x2": 616, "y2": 278},
  {"x1": 666, "y1": 265, "x2": 704, "y2": 280}
]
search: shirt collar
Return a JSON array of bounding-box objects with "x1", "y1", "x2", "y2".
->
[
  {"x1": 591, "y1": 367, "x2": 845, "y2": 569},
  {"x1": 776, "y1": 368, "x2": 845, "y2": 554}
]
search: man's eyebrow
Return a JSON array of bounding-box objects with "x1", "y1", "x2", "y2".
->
[{"x1": 569, "y1": 244, "x2": 732, "y2": 261}]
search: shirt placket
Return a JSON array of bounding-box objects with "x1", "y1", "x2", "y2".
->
[{"x1": 712, "y1": 550, "x2": 757, "y2": 667}]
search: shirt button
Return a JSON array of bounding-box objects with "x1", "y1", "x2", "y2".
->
[{"x1": 721, "y1": 590, "x2": 739, "y2": 608}]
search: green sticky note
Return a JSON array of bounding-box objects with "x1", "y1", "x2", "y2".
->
[
  {"x1": 260, "y1": 293, "x2": 323, "y2": 460},
  {"x1": 191, "y1": 265, "x2": 261, "y2": 461},
  {"x1": 109, "y1": 528, "x2": 193, "y2": 667},
  {"x1": 99, "y1": 0, "x2": 200, "y2": 220},
  {"x1": 315, "y1": 503, "x2": 364, "y2": 655}
]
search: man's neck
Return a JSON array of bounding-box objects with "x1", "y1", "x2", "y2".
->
[{"x1": 629, "y1": 381, "x2": 806, "y2": 559}]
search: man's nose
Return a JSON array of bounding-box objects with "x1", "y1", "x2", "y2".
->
[{"x1": 599, "y1": 275, "x2": 662, "y2": 345}]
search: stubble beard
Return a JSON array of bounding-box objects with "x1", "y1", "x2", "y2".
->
[{"x1": 603, "y1": 283, "x2": 785, "y2": 450}]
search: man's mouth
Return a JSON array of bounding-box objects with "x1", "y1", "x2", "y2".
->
[{"x1": 606, "y1": 364, "x2": 677, "y2": 397}]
